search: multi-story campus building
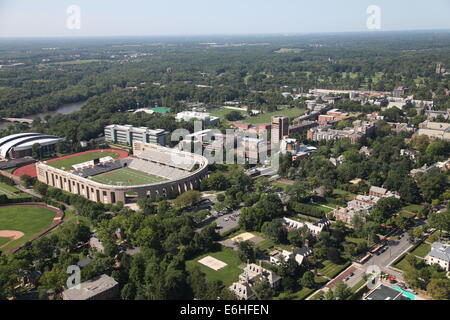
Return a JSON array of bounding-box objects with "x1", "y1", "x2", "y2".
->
[
  {"x1": 175, "y1": 111, "x2": 220, "y2": 126},
  {"x1": 271, "y1": 116, "x2": 289, "y2": 145},
  {"x1": 104, "y1": 124, "x2": 169, "y2": 146},
  {"x1": 307, "y1": 120, "x2": 376, "y2": 143},
  {"x1": 334, "y1": 186, "x2": 400, "y2": 224},
  {"x1": 229, "y1": 263, "x2": 281, "y2": 300},
  {"x1": 416, "y1": 121, "x2": 450, "y2": 141},
  {"x1": 0, "y1": 133, "x2": 65, "y2": 160}
]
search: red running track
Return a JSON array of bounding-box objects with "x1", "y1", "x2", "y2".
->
[{"x1": 13, "y1": 149, "x2": 129, "y2": 178}]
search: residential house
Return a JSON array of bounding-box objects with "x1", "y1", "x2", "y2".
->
[{"x1": 425, "y1": 242, "x2": 450, "y2": 271}]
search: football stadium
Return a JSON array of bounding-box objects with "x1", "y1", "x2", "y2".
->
[{"x1": 36, "y1": 142, "x2": 209, "y2": 204}]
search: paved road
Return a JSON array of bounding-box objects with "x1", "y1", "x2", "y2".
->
[{"x1": 345, "y1": 234, "x2": 414, "y2": 289}]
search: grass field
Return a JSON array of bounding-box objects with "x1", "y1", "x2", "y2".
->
[
  {"x1": 186, "y1": 246, "x2": 243, "y2": 286},
  {"x1": 0, "y1": 205, "x2": 56, "y2": 252},
  {"x1": 209, "y1": 108, "x2": 247, "y2": 121},
  {"x1": 243, "y1": 107, "x2": 306, "y2": 124},
  {"x1": 392, "y1": 254, "x2": 420, "y2": 272},
  {"x1": 275, "y1": 287, "x2": 315, "y2": 300},
  {"x1": 0, "y1": 182, "x2": 29, "y2": 199},
  {"x1": 318, "y1": 260, "x2": 351, "y2": 278},
  {"x1": 0, "y1": 237, "x2": 10, "y2": 247},
  {"x1": 90, "y1": 167, "x2": 168, "y2": 186},
  {"x1": 411, "y1": 243, "x2": 431, "y2": 258},
  {"x1": 48, "y1": 151, "x2": 122, "y2": 170},
  {"x1": 401, "y1": 205, "x2": 424, "y2": 214}
]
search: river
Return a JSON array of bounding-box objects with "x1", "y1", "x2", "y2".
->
[{"x1": 0, "y1": 100, "x2": 88, "y2": 130}]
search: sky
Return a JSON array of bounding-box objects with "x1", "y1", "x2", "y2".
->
[{"x1": 0, "y1": 0, "x2": 450, "y2": 38}]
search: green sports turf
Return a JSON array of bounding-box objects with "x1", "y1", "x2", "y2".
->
[
  {"x1": 48, "y1": 151, "x2": 121, "y2": 170},
  {"x1": 0, "y1": 205, "x2": 56, "y2": 252},
  {"x1": 89, "y1": 167, "x2": 168, "y2": 186},
  {"x1": 186, "y1": 246, "x2": 243, "y2": 286}
]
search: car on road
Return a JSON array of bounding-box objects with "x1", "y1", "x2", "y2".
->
[
  {"x1": 406, "y1": 288, "x2": 418, "y2": 295},
  {"x1": 224, "y1": 218, "x2": 229, "y2": 222},
  {"x1": 349, "y1": 272, "x2": 354, "y2": 277}
]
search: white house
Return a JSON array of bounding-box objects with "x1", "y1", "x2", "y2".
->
[
  {"x1": 425, "y1": 242, "x2": 450, "y2": 271},
  {"x1": 269, "y1": 247, "x2": 313, "y2": 266},
  {"x1": 229, "y1": 263, "x2": 281, "y2": 300},
  {"x1": 283, "y1": 217, "x2": 330, "y2": 236}
]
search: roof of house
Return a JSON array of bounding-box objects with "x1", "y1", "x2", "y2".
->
[
  {"x1": 427, "y1": 242, "x2": 450, "y2": 262},
  {"x1": 365, "y1": 284, "x2": 408, "y2": 301},
  {"x1": 62, "y1": 274, "x2": 118, "y2": 300}
]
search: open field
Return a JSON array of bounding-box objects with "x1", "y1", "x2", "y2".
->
[
  {"x1": 210, "y1": 108, "x2": 246, "y2": 121},
  {"x1": 392, "y1": 254, "x2": 420, "y2": 272},
  {"x1": 0, "y1": 182, "x2": 29, "y2": 199},
  {"x1": 89, "y1": 167, "x2": 168, "y2": 186},
  {"x1": 0, "y1": 205, "x2": 56, "y2": 251},
  {"x1": 318, "y1": 260, "x2": 351, "y2": 278},
  {"x1": 401, "y1": 204, "x2": 424, "y2": 214},
  {"x1": 47, "y1": 59, "x2": 103, "y2": 65},
  {"x1": 47, "y1": 150, "x2": 123, "y2": 170},
  {"x1": 275, "y1": 287, "x2": 315, "y2": 300},
  {"x1": 411, "y1": 243, "x2": 431, "y2": 258},
  {"x1": 186, "y1": 246, "x2": 243, "y2": 286},
  {"x1": 243, "y1": 107, "x2": 306, "y2": 124}
]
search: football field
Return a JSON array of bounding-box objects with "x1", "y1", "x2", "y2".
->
[{"x1": 89, "y1": 167, "x2": 168, "y2": 186}]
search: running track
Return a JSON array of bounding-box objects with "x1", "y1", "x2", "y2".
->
[{"x1": 13, "y1": 149, "x2": 129, "y2": 178}]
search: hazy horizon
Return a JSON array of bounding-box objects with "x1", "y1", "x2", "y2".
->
[{"x1": 1, "y1": 0, "x2": 450, "y2": 38}]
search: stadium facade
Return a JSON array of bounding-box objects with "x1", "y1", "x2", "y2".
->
[
  {"x1": 0, "y1": 132, "x2": 65, "y2": 159},
  {"x1": 36, "y1": 142, "x2": 209, "y2": 204}
]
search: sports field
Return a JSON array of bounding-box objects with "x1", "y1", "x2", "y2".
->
[
  {"x1": 47, "y1": 150, "x2": 123, "y2": 170},
  {"x1": 89, "y1": 167, "x2": 168, "y2": 186},
  {"x1": 0, "y1": 205, "x2": 56, "y2": 252}
]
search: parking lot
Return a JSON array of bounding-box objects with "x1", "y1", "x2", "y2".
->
[{"x1": 214, "y1": 210, "x2": 240, "y2": 234}]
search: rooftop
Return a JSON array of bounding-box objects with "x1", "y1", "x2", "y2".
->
[
  {"x1": 62, "y1": 274, "x2": 118, "y2": 300},
  {"x1": 428, "y1": 242, "x2": 450, "y2": 262}
]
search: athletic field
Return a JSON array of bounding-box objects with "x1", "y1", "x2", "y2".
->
[
  {"x1": 89, "y1": 167, "x2": 168, "y2": 186},
  {"x1": 47, "y1": 150, "x2": 125, "y2": 170},
  {"x1": 0, "y1": 205, "x2": 56, "y2": 252}
]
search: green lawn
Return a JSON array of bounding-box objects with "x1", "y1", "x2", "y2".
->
[
  {"x1": 210, "y1": 108, "x2": 247, "y2": 121},
  {"x1": 392, "y1": 254, "x2": 420, "y2": 272},
  {"x1": 0, "y1": 205, "x2": 56, "y2": 252},
  {"x1": 48, "y1": 151, "x2": 122, "y2": 170},
  {"x1": 345, "y1": 237, "x2": 368, "y2": 245},
  {"x1": 90, "y1": 167, "x2": 167, "y2": 186},
  {"x1": 351, "y1": 279, "x2": 367, "y2": 293},
  {"x1": 310, "y1": 290, "x2": 325, "y2": 300},
  {"x1": 0, "y1": 182, "x2": 30, "y2": 199},
  {"x1": 243, "y1": 107, "x2": 306, "y2": 124},
  {"x1": 401, "y1": 205, "x2": 424, "y2": 214},
  {"x1": 411, "y1": 243, "x2": 431, "y2": 258},
  {"x1": 186, "y1": 246, "x2": 243, "y2": 286},
  {"x1": 274, "y1": 287, "x2": 315, "y2": 300},
  {"x1": 49, "y1": 59, "x2": 103, "y2": 65},
  {"x1": 333, "y1": 189, "x2": 356, "y2": 202},
  {"x1": 0, "y1": 237, "x2": 10, "y2": 247},
  {"x1": 318, "y1": 260, "x2": 351, "y2": 278}
]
